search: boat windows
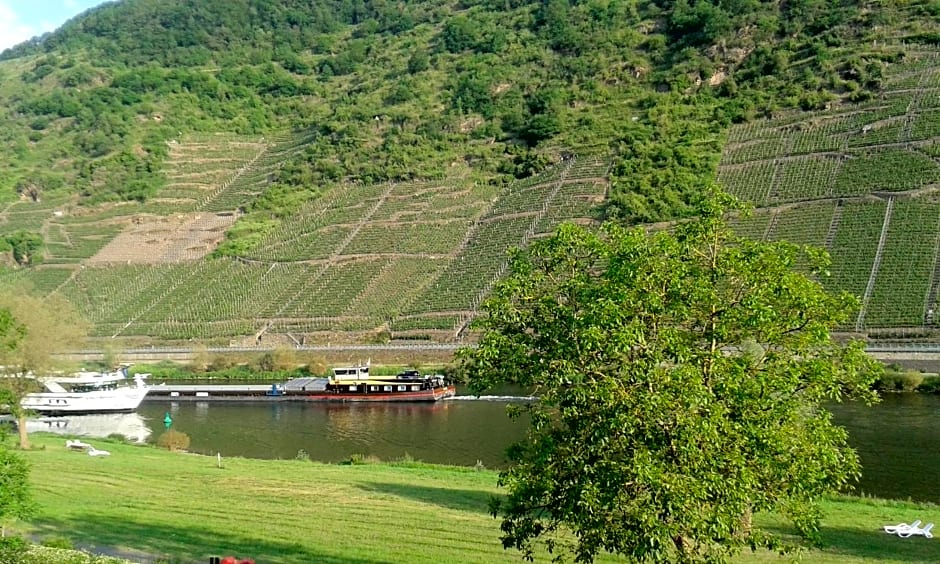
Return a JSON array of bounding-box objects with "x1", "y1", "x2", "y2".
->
[
  {"x1": 383, "y1": 386, "x2": 392, "y2": 392},
  {"x1": 348, "y1": 385, "x2": 357, "y2": 392},
  {"x1": 411, "y1": 385, "x2": 420, "y2": 391}
]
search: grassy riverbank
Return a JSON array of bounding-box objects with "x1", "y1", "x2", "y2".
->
[{"x1": 12, "y1": 434, "x2": 940, "y2": 563}]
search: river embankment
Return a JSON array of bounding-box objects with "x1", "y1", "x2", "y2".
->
[{"x1": 10, "y1": 434, "x2": 940, "y2": 563}]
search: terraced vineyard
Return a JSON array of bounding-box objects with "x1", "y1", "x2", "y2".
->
[
  {"x1": 0, "y1": 126, "x2": 608, "y2": 343},
  {"x1": 722, "y1": 49, "x2": 940, "y2": 333},
  {"x1": 14, "y1": 50, "x2": 940, "y2": 343}
]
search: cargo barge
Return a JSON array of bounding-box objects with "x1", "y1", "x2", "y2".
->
[{"x1": 146, "y1": 364, "x2": 456, "y2": 403}]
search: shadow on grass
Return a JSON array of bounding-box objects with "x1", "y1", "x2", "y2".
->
[
  {"x1": 30, "y1": 513, "x2": 391, "y2": 564},
  {"x1": 359, "y1": 482, "x2": 501, "y2": 514},
  {"x1": 816, "y1": 525, "x2": 940, "y2": 562},
  {"x1": 762, "y1": 524, "x2": 940, "y2": 562}
]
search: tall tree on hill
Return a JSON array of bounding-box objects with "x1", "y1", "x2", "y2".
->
[
  {"x1": 0, "y1": 292, "x2": 89, "y2": 449},
  {"x1": 460, "y1": 189, "x2": 880, "y2": 563}
]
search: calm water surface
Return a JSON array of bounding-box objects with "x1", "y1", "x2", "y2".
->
[
  {"x1": 30, "y1": 391, "x2": 940, "y2": 503},
  {"x1": 140, "y1": 396, "x2": 528, "y2": 468}
]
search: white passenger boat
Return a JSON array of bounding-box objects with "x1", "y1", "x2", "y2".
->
[{"x1": 21, "y1": 368, "x2": 150, "y2": 415}]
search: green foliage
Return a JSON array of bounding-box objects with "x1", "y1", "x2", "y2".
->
[
  {"x1": 0, "y1": 436, "x2": 34, "y2": 524},
  {"x1": 496, "y1": 149, "x2": 554, "y2": 179},
  {"x1": 607, "y1": 97, "x2": 725, "y2": 223},
  {"x1": 877, "y1": 370, "x2": 926, "y2": 392},
  {"x1": 213, "y1": 218, "x2": 278, "y2": 257},
  {"x1": 254, "y1": 347, "x2": 297, "y2": 372},
  {"x1": 0, "y1": 541, "x2": 130, "y2": 563},
  {"x1": 129, "y1": 361, "x2": 191, "y2": 380},
  {"x1": 916, "y1": 376, "x2": 940, "y2": 393},
  {"x1": 131, "y1": 360, "x2": 308, "y2": 381},
  {"x1": 0, "y1": 0, "x2": 935, "y2": 344},
  {"x1": 0, "y1": 536, "x2": 28, "y2": 561},
  {"x1": 0, "y1": 308, "x2": 26, "y2": 354},
  {"x1": 407, "y1": 48, "x2": 430, "y2": 74},
  {"x1": 0, "y1": 309, "x2": 28, "y2": 450},
  {"x1": 460, "y1": 191, "x2": 881, "y2": 562},
  {"x1": 0, "y1": 0, "x2": 926, "y2": 216},
  {"x1": 343, "y1": 453, "x2": 382, "y2": 465},
  {"x1": 40, "y1": 536, "x2": 74, "y2": 550},
  {"x1": 3, "y1": 231, "x2": 44, "y2": 267},
  {"x1": 157, "y1": 430, "x2": 191, "y2": 452}
]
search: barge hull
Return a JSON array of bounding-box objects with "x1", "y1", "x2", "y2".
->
[
  {"x1": 297, "y1": 386, "x2": 456, "y2": 402},
  {"x1": 146, "y1": 386, "x2": 457, "y2": 402}
]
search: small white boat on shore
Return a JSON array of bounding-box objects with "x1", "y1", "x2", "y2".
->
[{"x1": 21, "y1": 368, "x2": 150, "y2": 415}]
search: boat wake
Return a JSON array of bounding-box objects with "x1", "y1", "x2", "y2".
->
[{"x1": 446, "y1": 395, "x2": 536, "y2": 402}]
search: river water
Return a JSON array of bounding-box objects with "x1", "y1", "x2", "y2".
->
[{"x1": 25, "y1": 391, "x2": 940, "y2": 503}]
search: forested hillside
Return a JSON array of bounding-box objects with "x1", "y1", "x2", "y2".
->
[
  {"x1": 0, "y1": 0, "x2": 938, "y2": 344},
  {"x1": 3, "y1": 0, "x2": 936, "y2": 216}
]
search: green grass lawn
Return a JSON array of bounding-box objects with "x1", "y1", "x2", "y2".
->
[{"x1": 11, "y1": 434, "x2": 940, "y2": 563}]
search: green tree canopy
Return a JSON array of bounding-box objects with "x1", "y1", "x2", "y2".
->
[
  {"x1": 0, "y1": 293, "x2": 89, "y2": 449},
  {"x1": 460, "y1": 190, "x2": 880, "y2": 563}
]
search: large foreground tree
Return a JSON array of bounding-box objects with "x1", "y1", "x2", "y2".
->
[
  {"x1": 0, "y1": 292, "x2": 89, "y2": 449},
  {"x1": 460, "y1": 191, "x2": 880, "y2": 563}
]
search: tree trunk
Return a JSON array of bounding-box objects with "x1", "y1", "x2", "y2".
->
[
  {"x1": 739, "y1": 505, "x2": 753, "y2": 539},
  {"x1": 17, "y1": 413, "x2": 29, "y2": 449}
]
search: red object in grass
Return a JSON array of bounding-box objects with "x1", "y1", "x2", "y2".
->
[{"x1": 220, "y1": 558, "x2": 237, "y2": 564}]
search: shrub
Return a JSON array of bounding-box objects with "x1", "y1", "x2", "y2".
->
[
  {"x1": 208, "y1": 354, "x2": 238, "y2": 372},
  {"x1": 895, "y1": 370, "x2": 925, "y2": 391},
  {"x1": 157, "y1": 430, "x2": 190, "y2": 452},
  {"x1": 296, "y1": 354, "x2": 327, "y2": 376},
  {"x1": 877, "y1": 370, "x2": 925, "y2": 391},
  {"x1": 41, "y1": 536, "x2": 73, "y2": 550},
  {"x1": 917, "y1": 376, "x2": 940, "y2": 393},
  {"x1": 0, "y1": 536, "x2": 28, "y2": 561},
  {"x1": 369, "y1": 329, "x2": 391, "y2": 344},
  {"x1": 254, "y1": 347, "x2": 296, "y2": 372},
  {"x1": 344, "y1": 453, "x2": 381, "y2": 465}
]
